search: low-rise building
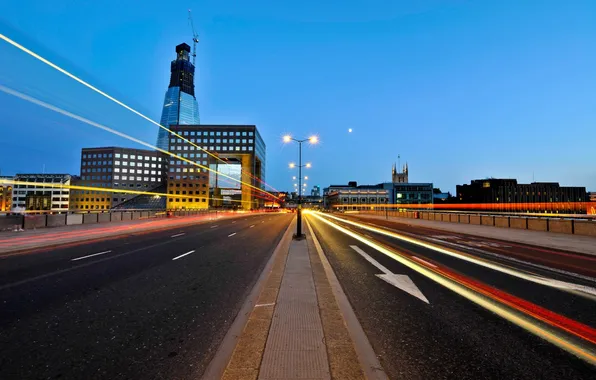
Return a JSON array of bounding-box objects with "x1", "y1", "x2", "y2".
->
[
  {"x1": 11, "y1": 174, "x2": 74, "y2": 213},
  {"x1": 456, "y1": 178, "x2": 587, "y2": 213},
  {"x1": 324, "y1": 181, "x2": 433, "y2": 210},
  {"x1": 69, "y1": 147, "x2": 167, "y2": 211},
  {"x1": 0, "y1": 176, "x2": 13, "y2": 212}
]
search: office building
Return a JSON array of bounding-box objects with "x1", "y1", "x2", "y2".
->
[
  {"x1": 70, "y1": 147, "x2": 166, "y2": 211},
  {"x1": 311, "y1": 185, "x2": 321, "y2": 197},
  {"x1": 0, "y1": 176, "x2": 13, "y2": 212},
  {"x1": 157, "y1": 43, "x2": 201, "y2": 150},
  {"x1": 456, "y1": 178, "x2": 587, "y2": 213},
  {"x1": 11, "y1": 174, "x2": 74, "y2": 213},
  {"x1": 166, "y1": 124, "x2": 266, "y2": 210},
  {"x1": 324, "y1": 181, "x2": 433, "y2": 210}
]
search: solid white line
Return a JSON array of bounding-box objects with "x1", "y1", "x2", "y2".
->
[
  {"x1": 170, "y1": 232, "x2": 185, "y2": 238},
  {"x1": 71, "y1": 250, "x2": 111, "y2": 261},
  {"x1": 172, "y1": 250, "x2": 195, "y2": 261},
  {"x1": 250, "y1": 225, "x2": 255, "y2": 228},
  {"x1": 228, "y1": 233, "x2": 237, "y2": 237},
  {"x1": 232, "y1": 221, "x2": 236, "y2": 224},
  {"x1": 412, "y1": 256, "x2": 438, "y2": 268},
  {"x1": 255, "y1": 302, "x2": 275, "y2": 308},
  {"x1": 211, "y1": 225, "x2": 218, "y2": 228}
]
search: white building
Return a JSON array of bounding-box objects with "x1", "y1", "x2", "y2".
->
[{"x1": 11, "y1": 174, "x2": 74, "y2": 213}]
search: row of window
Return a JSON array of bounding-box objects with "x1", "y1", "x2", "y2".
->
[
  {"x1": 167, "y1": 198, "x2": 207, "y2": 202},
  {"x1": 170, "y1": 145, "x2": 254, "y2": 152},
  {"x1": 113, "y1": 176, "x2": 161, "y2": 182},
  {"x1": 82, "y1": 168, "x2": 112, "y2": 173},
  {"x1": 83, "y1": 153, "x2": 113, "y2": 159},
  {"x1": 12, "y1": 190, "x2": 69, "y2": 195},
  {"x1": 12, "y1": 197, "x2": 69, "y2": 202},
  {"x1": 169, "y1": 168, "x2": 208, "y2": 173},
  {"x1": 171, "y1": 138, "x2": 253, "y2": 144},
  {"x1": 174, "y1": 130, "x2": 254, "y2": 137},
  {"x1": 169, "y1": 190, "x2": 207, "y2": 195},
  {"x1": 83, "y1": 160, "x2": 112, "y2": 166},
  {"x1": 113, "y1": 169, "x2": 160, "y2": 175},
  {"x1": 113, "y1": 161, "x2": 162, "y2": 168},
  {"x1": 168, "y1": 182, "x2": 208, "y2": 187}
]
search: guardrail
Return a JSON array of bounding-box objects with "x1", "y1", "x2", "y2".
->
[
  {"x1": 346, "y1": 209, "x2": 596, "y2": 237},
  {"x1": 0, "y1": 210, "x2": 217, "y2": 231}
]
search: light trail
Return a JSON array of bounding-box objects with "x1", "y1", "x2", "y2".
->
[
  {"x1": 0, "y1": 33, "x2": 279, "y2": 201},
  {"x1": 306, "y1": 211, "x2": 596, "y2": 365},
  {"x1": 333, "y1": 203, "x2": 592, "y2": 215},
  {"x1": 317, "y1": 212, "x2": 596, "y2": 297},
  {"x1": 0, "y1": 85, "x2": 279, "y2": 201},
  {"x1": 0, "y1": 33, "x2": 232, "y2": 168}
]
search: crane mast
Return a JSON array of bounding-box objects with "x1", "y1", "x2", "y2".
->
[{"x1": 188, "y1": 9, "x2": 199, "y2": 66}]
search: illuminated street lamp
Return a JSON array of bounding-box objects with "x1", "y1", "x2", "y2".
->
[
  {"x1": 304, "y1": 176, "x2": 308, "y2": 180},
  {"x1": 283, "y1": 134, "x2": 319, "y2": 239}
]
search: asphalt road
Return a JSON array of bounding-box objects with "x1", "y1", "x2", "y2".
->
[
  {"x1": 306, "y1": 212, "x2": 596, "y2": 379},
  {"x1": 0, "y1": 212, "x2": 293, "y2": 380}
]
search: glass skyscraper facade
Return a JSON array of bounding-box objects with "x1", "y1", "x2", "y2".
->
[{"x1": 157, "y1": 43, "x2": 200, "y2": 150}]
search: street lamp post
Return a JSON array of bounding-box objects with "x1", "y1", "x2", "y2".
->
[{"x1": 284, "y1": 134, "x2": 317, "y2": 239}]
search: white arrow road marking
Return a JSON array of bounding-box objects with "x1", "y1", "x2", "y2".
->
[{"x1": 350, "y1": 245, "x2": 429, "y2": 304}]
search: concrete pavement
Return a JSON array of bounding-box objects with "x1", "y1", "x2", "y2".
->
[{"x1": 218, "y1": 218, "x2": 378, "y2": 380}]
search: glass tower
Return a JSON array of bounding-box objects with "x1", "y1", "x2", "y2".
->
[{"x1": 157, "y1": 43, "x2": 200, "y2": 150}]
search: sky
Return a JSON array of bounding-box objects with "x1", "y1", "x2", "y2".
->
[{"x1": 1, "y1": 0, "x2": 595, "y2": 193}]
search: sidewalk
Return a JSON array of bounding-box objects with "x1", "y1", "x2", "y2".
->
[
  {"x1": 0, "y1": 212, "x2": 237, "y2": 256},
  {"x1": 349, "y1": 213, "x2": 596, "y2": 256},
  {"x1": 218, "y1": 219, "x2": 381, "y2": 380}
]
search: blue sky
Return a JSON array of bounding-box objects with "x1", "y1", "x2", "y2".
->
[{"x1": 1, "y1": 1, "x2": 595, "y2": 193}]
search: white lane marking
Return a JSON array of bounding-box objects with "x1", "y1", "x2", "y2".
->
[
  {"x1": 170, "y1": 232, "x2": 185, "y2": 238},
  {"x1": 232, "y1": 221, "x2": 236, "y2": 224},
  {"x1": 228, "y1": 233, "x2": 237, "y2": 237},
  {"x1": 261, "y1": 221, "x2": 265, "y2": 223},
  {"x1": 172, "y1": 250, "x2": 195, "y2": 261},
  {"x1": 331, "y1": 214, "x2": 596, "y2": 296},
  {"x1": 412, "y1": 256, "x2": 438, "y2": 268},
  {"x1": 255, "y1": 302, "x2": 275, "y2": 308},
  {"x1": 250, "y1": 225, "x2": 255, "y2": 228},
  {"x1": 71, "y1": 250, "x2": 112, "y2": 261},
  {"x1": 211, "y1": 225, "x2": 218, "y2": 228},
  {"x1": 350, "y1": 245, "x2": 429, "y2": 303}
]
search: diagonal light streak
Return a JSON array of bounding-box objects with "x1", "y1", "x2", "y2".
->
[
  {"x1": 0, "y1": 33, "x2": 279, "y2": 196},
  {"x1": 0, "y1": 85, "x2": 277, "y2": 201}
]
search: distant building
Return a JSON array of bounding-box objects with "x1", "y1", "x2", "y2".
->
[
  {"x1": 70, "y1": 147, "x2": 167, "y2": 211},
  {"x1": 392, "y1": 162, "x2": 408, "y2": 183},
  {"x1": 157, "y1": 43, "x2": 201, "y2": 150},
  {"x1": 11, "y1": 174, "x2": 74, "y2": 213},
  {"x1": 166, "y1": 124, "x2": 266, "y2": 210},
  {"x1": 324, "y1": 180, "x2": 433, "y2": 210},
  {"x1": 456, "y1": 178, "x2": 587, "y2": 213},
  {"x1": 311, "y1": 185, "x2": 321, "y2": 197},
  {"x1": 589, "y1": 192, "x2": 596, "y2": 202},
  {"x1": 0, "y1": 176, "x2": 13, "y2": 212}
]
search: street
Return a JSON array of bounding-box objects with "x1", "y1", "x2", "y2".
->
[
  {"x1": 0, "y1": 213, "x2": 293, "y2": 380},
  {"x1": 305, "y1": 212, "x2": 596, "y2": 379}
]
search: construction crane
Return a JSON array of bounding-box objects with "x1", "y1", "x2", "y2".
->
[{"x1": 188, "y1": 9, "x2": 199, "y2": 66}]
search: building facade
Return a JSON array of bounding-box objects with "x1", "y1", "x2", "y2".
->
[
  {"x1": 456, "y1": 179, "x2": 587, "y2": 213},
  {"x1": 11, "y1": 174, "x2": 74, "y2": 213},
  {"x1": 157, "y1": 43, "x2": 201, "y2": 150},
  {"x1": 311, "y1": 185, "x2": 321, "y2": 197},
  {"x1": 166, "y1": 124, "x2": 266, "y2": 210},
  {"x1": 69, "y1": 147, "x2": 166, "y2": 211},
  {"x1": 0, "y1": 176, "x2": 13, "y2": 212},
  {"x1": 324, "y1": 181, "x2": 433, "y2": 210}
]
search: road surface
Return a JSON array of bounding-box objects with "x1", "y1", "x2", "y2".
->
[{"x1": 0, "y1": 212, "x2": 293, "y2": 380}]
